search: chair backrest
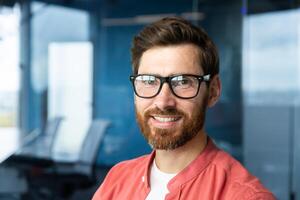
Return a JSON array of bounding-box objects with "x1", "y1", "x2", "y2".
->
[
  {"x1": 43, "y1": 117, "x2": 64, "y2": 154},
  {"x1": 52, "y1": 119, "x2": 110, "y2": 177},
  {"x1": 78, "y1": 119, "x2": 110, "y2": 165},
  {"x1": 15, "y1": 117, "x2": 63, "y2": 157},
  {"x1": 71, "y1": 119, "x2": 110, "y2": 176},
  {"x1": 44, "y1": 117, "x2": 64, "y2": 136}
]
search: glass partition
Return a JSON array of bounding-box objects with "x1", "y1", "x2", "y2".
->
[{"x1": 243, "y1": 1, "x2": 300, "y2": 199}]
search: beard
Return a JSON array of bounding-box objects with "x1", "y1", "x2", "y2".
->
[{"x1": 135, "y1": 96, "x2": 208, "y2": 150}]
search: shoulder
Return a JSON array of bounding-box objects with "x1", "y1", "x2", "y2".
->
[
  {"x1": 212, "y1": 150, "x2": 276, "y2": 200},
  {"x1": 108, "y1": 155, "x2": 150, "y2": 175},
  {"x1": 92, "y1": 154, "x2": 151, "y2": 200},
  {"x1": 99, "y1": 154, "x2": 150, "y2": 188},
  {"x1": 105, "y1": 153, "x2": 150, "y2": 182}
]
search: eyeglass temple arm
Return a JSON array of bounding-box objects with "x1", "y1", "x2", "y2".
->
[{"x1": 203, "y1": 74, "x2": 211, "y2": 82}]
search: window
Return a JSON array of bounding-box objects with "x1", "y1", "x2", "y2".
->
[{"x1": 0, "y1": 5, "x2": 20, "y2": 128}]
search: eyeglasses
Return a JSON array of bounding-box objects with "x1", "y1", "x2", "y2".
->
[{"x1": 129, "y1": 74, "x2": 210, "y2": 99}]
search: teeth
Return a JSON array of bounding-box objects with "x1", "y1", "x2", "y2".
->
[{"x1": 153, "y1": 116, "x2": 178, "y2": 122}]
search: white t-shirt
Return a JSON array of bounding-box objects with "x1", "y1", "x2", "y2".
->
[{"x1": 145, "y1": 160, "x2": 177, "y2": 200}]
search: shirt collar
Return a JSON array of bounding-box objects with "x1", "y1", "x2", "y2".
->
[
  {"x1": 168, "y1": 137, "x2": 219, "y2": 190},
  {"x1": 143, "y1": 137, "x2": 219, "y2": 191}
]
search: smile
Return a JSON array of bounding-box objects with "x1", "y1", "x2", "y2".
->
[{"x1": 153, "y1": 116, "x2": 179, "y2": 122}]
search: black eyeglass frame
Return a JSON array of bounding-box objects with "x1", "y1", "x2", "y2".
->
[{"x1": 129, "y1": 74, "x2": 211, "y2": 99}]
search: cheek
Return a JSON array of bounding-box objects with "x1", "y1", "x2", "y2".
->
[
  {"x1": 184, "y1": 97, "x2": 201, "y2": 108},
  {"x1": 135, "y1": 98, "x2": 152, "y2": 113},
  {"x1": 181, "y1": 97, "x2": 205, "y2": 116},
  {"x1": 182, "y1": 104, "x2": 197, "y2": 117}
]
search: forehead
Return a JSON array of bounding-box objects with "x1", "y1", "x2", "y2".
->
[{"x1": 138, "y1": 44, "x2": 203, "y2": 76}]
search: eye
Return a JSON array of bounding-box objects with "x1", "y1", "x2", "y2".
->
[
  {"x1": 143, "y1": 79, "x2": 156, "y2": 85},
  {"x1": 177, "y1": 79, "x2": 190, "y2": 86},
  {"x1": 136, "y1": 75, "x2": 159, "y2": 87},
  {"x1": 171, "y1": 76, "x2": 194, "y2": 88}
]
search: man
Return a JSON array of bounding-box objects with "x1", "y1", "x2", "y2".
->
[{"x1": 93, "y1": 17, "x2": 275, "y2": 200}]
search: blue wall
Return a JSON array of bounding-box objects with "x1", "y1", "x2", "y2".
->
[{"x1": 20, "y1": 0, "x2": 243, "y2": 166}]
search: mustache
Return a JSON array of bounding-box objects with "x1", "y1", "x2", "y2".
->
[{"x1": 145, "y1": 107, "x2": 185, "y2": 117}]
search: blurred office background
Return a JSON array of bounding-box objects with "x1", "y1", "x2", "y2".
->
[{"x1": 0, "y1": 0, "x2": 299, "y2": 199}]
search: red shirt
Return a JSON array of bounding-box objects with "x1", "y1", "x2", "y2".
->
[{"x1": 93, "y1": 139, "x2": 275, "y2": 200}]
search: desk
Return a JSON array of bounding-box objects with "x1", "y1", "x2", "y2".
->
[
  {"x1": 2, "y1": 129, "x2": 55, "y2": 168},
  {"x1": 5, "y1": 142, "x2": 80, "y2": 169},
  {"x1": 2, "y1": 121, "x2": 80, "y2": 167}
]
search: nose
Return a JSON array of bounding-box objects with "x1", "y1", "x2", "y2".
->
[{"x1": 153, "y1": 83, "x2": 176, "y2": 110}]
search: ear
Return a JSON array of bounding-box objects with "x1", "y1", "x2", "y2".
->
[{"x1": 207, "y1": 75, "x2": 221, "y2": 108}]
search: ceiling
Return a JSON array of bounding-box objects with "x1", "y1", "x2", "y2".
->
[{"x1": 0, "y1": 0, "x2": 300, "y2": 14}]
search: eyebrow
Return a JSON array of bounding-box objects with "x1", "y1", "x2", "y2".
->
[{"x1": 137, "y1": 73, "x2": 195, "y2": 77}]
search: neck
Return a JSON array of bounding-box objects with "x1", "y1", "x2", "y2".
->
[{"x1": 154, "y1": 131, "x2": 207, "y2": 174}]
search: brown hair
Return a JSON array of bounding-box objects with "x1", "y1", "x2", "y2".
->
[{"x1": 131, "y1": 16, "x2": 219, "y2": 77}]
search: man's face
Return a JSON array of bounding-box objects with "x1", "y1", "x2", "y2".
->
[{"x1": 135, "y1": 44, "x2": 209, "y2": 150}]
